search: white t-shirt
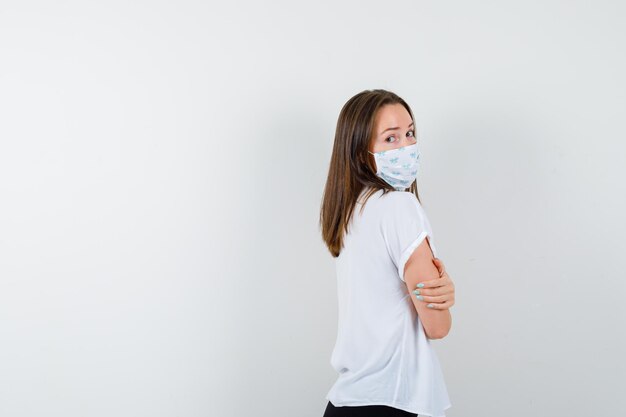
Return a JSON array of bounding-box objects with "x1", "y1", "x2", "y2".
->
[{"x1": 325, "y1": 188, "x2": 452, "y2": 417}]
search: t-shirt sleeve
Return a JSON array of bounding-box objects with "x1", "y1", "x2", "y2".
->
[{"x1": 380, "y1": 192, "x2": 431, "y2": 283}]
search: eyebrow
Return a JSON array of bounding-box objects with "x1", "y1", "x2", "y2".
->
[{"x1": 379, "y1": 122, "x2": 414, "y2": 136}]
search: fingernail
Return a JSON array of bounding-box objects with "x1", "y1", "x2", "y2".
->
[
  {"x1": 417, "y1": 283, "x2": 424, "y2": 288},
  {"x1": 413, "y1": 289, "x2": 420, "y2": 295},
  {"x1": 415, "y1": 295, "x2": 424, "y2": 301},
  {"x1": 427, "y1": 304, "x2": 434, "y2": 308}
]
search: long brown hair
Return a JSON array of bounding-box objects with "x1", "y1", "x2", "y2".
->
[{"x1": 319, "y1": 89, "x2": 422, "y2": 258}]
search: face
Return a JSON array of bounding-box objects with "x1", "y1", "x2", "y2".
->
[{"x1": 369, "y1": 103, "x2": 417, "y2": 154}]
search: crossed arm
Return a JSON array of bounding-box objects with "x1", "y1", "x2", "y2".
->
[{"x1": 403, "y1": 237, "x2": 455, "y2": 339}]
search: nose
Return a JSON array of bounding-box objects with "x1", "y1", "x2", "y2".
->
[{"x1": 403, "y1": 135, "x2": 417, "y2": 147}]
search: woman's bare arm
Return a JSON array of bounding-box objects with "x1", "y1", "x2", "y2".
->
[{"x1": 403, "y1": 237, "x2": 452, "y2": 339}]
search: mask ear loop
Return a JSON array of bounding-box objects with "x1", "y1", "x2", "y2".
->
[{"x1": 363, "y1": 150, "x2": 376, "y2": 174}]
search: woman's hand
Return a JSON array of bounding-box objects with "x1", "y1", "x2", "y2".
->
[{"x1": 412, "y1": 258, "x2": 455, "y2": 310}]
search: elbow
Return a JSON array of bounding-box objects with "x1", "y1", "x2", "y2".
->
[
  {"x1": 426, "y1": 328, "x2": 450, "y2": 340},
  {"x1": 424, "y1": 311, "x2": 452, "y2": 340}
]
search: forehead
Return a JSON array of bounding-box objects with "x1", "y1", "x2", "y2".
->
[{"x1": 374, "y1": 104, "x2": 412, "y2": 129}]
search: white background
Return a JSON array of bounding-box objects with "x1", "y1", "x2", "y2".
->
[{"x1": 1, "y1": 1, "x2": 625, "y2": 416}]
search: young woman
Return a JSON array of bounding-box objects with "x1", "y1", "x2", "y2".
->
[{"x1": 319, "y1": 89, "x2": 456, "y2": 417}]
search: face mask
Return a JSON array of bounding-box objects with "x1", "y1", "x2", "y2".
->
[{"x1": 368, "y1": 143, "x2": 420, "y2": 191}]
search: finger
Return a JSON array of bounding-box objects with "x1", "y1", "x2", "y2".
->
[
  {"x1": 413, "y1": 285, "x2": 453, "y2": 297},
  {"x1": 415, "y1": 277, "x2": 447, "y2": 288},
  {"x1": 415, "y1": 265, "x2": 454, "y2": 288},
  {"x1": 426, "y1": 300, "x2": 455, "y2": 310},
  {"x1": 436, "y1": 270, "x2": 451, "y2": 284},
  {"x1": 415, "y1": 293, "x2": 449, "y2": 303},
  {"x1": 431, "y1": 258, "x2": 444, "y2": 276},
  {"x1": 432, "y1": 258, "x2": 446, "y2": 275}
]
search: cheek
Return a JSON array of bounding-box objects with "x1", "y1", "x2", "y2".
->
[{"x1": 370, "y1": 137, "x2": 385, "y2": 153}]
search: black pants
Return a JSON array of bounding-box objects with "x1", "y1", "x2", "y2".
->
[{"x1": 323, "y1": 401, "x2": 418, "y2": 417}]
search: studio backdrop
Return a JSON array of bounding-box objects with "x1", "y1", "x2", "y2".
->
[{"x1": 0, "y1": 1, "x2": 624, "y2": 416}]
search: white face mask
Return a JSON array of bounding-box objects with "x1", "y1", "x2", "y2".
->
[{"x1": 368, "y1": 143, "x2": 420, "y2": 191}]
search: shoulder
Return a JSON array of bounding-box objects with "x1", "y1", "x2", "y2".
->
[
  {"x1": 377, "y1": 191, "x2": 429, "y2": 247},
  {"x1": 378, "y1": 190, "x2": 422, "y2": 213},
  {"x1": 365, "y1": 190, "x2": 424, "y2": 227}
]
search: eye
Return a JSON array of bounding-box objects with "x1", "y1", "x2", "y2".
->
[
  {"x1": 407, "y1": 129, "x2": 416, "y2": 138},
  {"x1": 385, "y1": 135, "x2": 397, "y2": 143}
]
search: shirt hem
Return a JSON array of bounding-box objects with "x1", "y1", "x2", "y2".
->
[{"x1": 326, "y1": 396, "x2": 452, "y2": 417}]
